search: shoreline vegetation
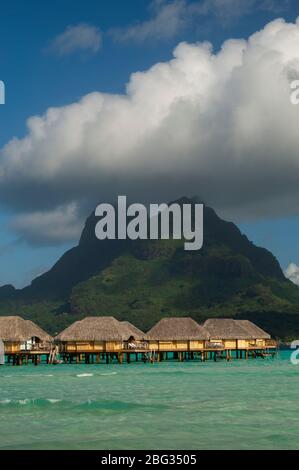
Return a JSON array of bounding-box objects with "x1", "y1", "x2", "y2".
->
[{"x1": 0, "y1": 315, "x2": 277, "y2": 366}]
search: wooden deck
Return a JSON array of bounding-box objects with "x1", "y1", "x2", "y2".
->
[
  {"x1": 58, "y1": 346, "x2": 277, "y2": 364},
  {"x1": 5, "y1": 350, "x2": 52, "y2": 366},
  {"x1": 2, "y1": 344, "x2": 277, "y2": 365}
]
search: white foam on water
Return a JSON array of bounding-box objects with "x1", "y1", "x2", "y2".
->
[
  {"x1": 1, "y1": 374, "x2": 54, "y2": 378},
  {"x1": 0, "y1": 398, "x2": 65, "y2": 406},
  {"x1": 99, "y1": 372, "x2": 117, "y2": 376},
  {"x1": 76, "y1": 373, "x2": 94, "y2": 377},
  {"x1": 23, "y1": 374, "x2": 54, "y2": 378},
  {"x1": 18, "y1": 399, "x2": 31, "y2": 405}
]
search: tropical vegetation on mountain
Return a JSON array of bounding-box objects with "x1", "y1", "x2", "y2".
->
[{"x1": 0, "y1": 199, "x2": 298, "y2": 340}]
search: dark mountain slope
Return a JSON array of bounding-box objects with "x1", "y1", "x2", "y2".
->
[{"x1": 0, "y1": 199, "x2": 298, "y2": 338}]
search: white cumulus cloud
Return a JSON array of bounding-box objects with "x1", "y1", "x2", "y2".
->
[
  {"x1": 10, "y1": 204, "x2": 82, "y2": 245},
  {"x1": 285, "y1": 263, "x2": 299, "y2": 286},
  {"x1": 2, "y1": 18, "x2": 299, "y2": 244}
]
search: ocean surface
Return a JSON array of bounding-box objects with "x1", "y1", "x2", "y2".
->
[{"x1": 0, "y1": 350, "x2": 298, "y2": 450}]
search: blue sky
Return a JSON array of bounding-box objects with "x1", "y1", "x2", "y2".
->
[{"x1": 1, "y1": 0, "x2": 299, "y2": 287}]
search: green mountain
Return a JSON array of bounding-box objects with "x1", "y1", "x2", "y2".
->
[{"x1": 1, "y1": 198, "x2": 299, "y2": 339}]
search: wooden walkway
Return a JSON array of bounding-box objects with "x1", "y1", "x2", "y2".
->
[{"x1": 2, "y1": 346, "x2": 277, "y2": 365}]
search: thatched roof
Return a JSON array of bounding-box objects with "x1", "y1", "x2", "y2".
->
[
  {"x1": 146, "y1": 317, "x2": 209, "y2": 340},
  {"x1": 120, "y1": 321, "x2": 145, "y2": 340},
  {"x1": 55, "y1": 316, "x2": 139, "y2": 341},
  {"x1": 236, "y1": 320, "x2": 270, "y2": 339},
  {"x1": 25, "y1": 320, "x2": 53, "y2": 342},
  {"x1": 202, "y1": 318, "x2": 271, "y2": 339},
  {"x1": 0, "y1": 316, "x2": 52, "y2": 342},
  {"x1": 202, "y1": 319, "x2": 250, "y2": 339}
]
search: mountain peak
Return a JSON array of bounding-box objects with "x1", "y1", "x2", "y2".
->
[{"x1": 0, "y1": 198, "x2": 296, "y2": 338}]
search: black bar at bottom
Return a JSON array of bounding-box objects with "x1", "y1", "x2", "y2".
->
[{"x1": 0, "y1": 450, "x2": 296, "y2": 464}]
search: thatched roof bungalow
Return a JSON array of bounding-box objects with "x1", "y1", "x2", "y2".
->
[
  {"x1": 235, "y1": 320, "x2": 273, "y2": 348},
  {"x1": 146, "y1": 317, "x2": 209, "y2": 351},
  {"x1": 0, "y1": 316, "x2": 52, "y2": 353},
  {"x1": 55, "y1": 316, "x2": 145, "y2": 353},
  {"x1": 202, "y1": 318, "x2": 273, "y2": 349}
]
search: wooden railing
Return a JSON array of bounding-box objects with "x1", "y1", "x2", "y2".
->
[
  {"x1": 265, "y1": 340, "x2": 277, "y2": 347},
  {"x1": 20, "y1": 342, "x2": 52, "y2": 352}
]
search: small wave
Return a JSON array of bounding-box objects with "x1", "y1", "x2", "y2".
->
[
  {"x1": 0, "y1": 398, "x2": 62, "y2": 406},
  {"x1": 21, "y1": 374, "x2": 54, "y2": 378},
  {"x1": 99, "y1": 372, "x2": 117, "y2": 376},
  {"x1": 0, "y1": 398, "x2": 169, "y2": 413},
  {"x1": 1, "y1": 374, "x2": 54, "y2": 378},
  {"x1": 19, "y1": 399, "x2": 31, "y2": 405},
  {"x1": 76, "y1": 373, "x2": 94, "y2": 377}
]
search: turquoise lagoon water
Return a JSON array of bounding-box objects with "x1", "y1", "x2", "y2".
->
[{"x1": 0, "y1": 351, "x2": 298, "y2": 450}]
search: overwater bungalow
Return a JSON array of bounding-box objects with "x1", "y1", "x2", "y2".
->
[
  {"x1": 202, "y1": 318, "x2": 276, "y2": 357},
  {"x1": 235, "y1": 320, "x2": 276, "y2": 349},
  {"x1": 146, "y1": 317, "x2": 209, "y2": 355},
  {"x1": 202, "y1": 318, "x2": 250, "y2": 350},
  {"x1": 0, "y1": 314, "x2": 277, "y2": 366},
  {"x1": 55, "y1": 316, "x2": 148, "y2": 363},
  {"x1": 0, "y1": 316, "x2": 52, "y2": 364}
]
